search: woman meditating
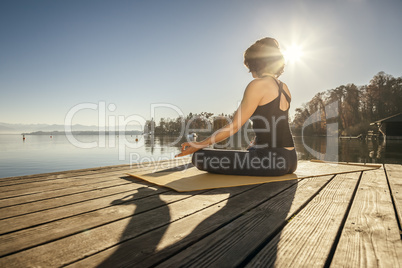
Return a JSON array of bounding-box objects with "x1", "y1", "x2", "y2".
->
[{"x1": 176, "y1": 37, "x2": 297, "y2": 176}]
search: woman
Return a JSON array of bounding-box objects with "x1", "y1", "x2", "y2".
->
[{"x1": 176, "y1": 37, "x2": 297, "y2": 176}]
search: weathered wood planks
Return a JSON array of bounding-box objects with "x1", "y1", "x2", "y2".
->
[
  {"x1": 385, "y1": 164, "x2": 402, "y2": 231},
  {"x1": 68, "y1": 178, "x2": 307, "y2": 267},
  {"x1": 150, "y1": 175, "x2": 334, "y2": 268},
  {"x1": 0, "y1": 187, "x2": 249, "y2": 266},
  {"x1": 0, "y1": 160, "x2": 400, "y2": 268},
  {"x1": 0, "y1": 160, "x2": 188, "y2": 200},
  {"x1": 246, "y1": 172, "x2": 361, "y2": 267},
  {"x1": 331, "y1": 167, "x2": 402, "y2": 267}
]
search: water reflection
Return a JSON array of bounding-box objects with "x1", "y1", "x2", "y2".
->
[
  {"x1": 143, "y1": 134, "x2": 180, "y2": 154},
  {"x1": 149, "y1": 134, "x2": 401, "y2": 164},
  {"x1": 294, "y1": 136, "x2": 401, "y2": 164},
  {"x1": 173, "y1": 134, "x2": 401, "y2": 164}
]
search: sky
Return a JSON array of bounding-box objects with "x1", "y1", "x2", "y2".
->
[{"x1": 0, "y1": 0, "x2": 401, "y2": 128}]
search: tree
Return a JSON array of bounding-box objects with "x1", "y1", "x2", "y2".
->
[{"x1": 292, "y1": 72, "x2": 402, "y2": 136}]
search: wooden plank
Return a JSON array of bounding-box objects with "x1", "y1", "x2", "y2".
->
[
  {"x1": 331, "y1": 168, "x2": 402, "y2": 267},
  {"x1": 0, "y1": 172, "x2": 134, "y2": 199},
  {"x1": 0, "y1": 178, "x2": 160, "y2": 220},
  {"x1": 310, "y1": 159, "x2": 381, "y2": 168},
  {"x1": 0, "y1": 165, "x2": 151, "y2": 196},
  {"x1": 0, "y1": 177, "x2": 142, "y2": 208},
  {"x1": 0, "y1": 158, "x2": 189, "y2": 188},
  {"x1": 68, "y1": 176, "x2": 333, "y2": 268},
  {"x1": 0, "y1": 161, "x2": 179, "y2": 207},
  {"x1": 0, "y1": 185, "x2": 251, "y2": 266},
  {"x1": 0, "y1": 158, "x2": 190, "y2": 183},
  {"x1": 384, "y1": 164, "x2": 402, "y2": 228},
  {"x1": 0, "y1": 165, "x2": 133, "y2": 187},
  {"x1": 0, "y1": 163, "x2": 132, "y2": 182},
  {"x1": 0, "y1": 179, "x2": 132, "y2": 209},
  {"x1": 0, "y1": 159, "x2": 190, "y2": 200},
  {"x1": 246, "y1": 172, "x2": 361, "y2": 267}
]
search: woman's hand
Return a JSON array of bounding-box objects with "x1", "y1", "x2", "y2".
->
[{"x1": 175, "y1": 141, "x2": 206, "y2": 158}]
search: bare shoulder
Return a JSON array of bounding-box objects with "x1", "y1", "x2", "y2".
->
[
  {"x1": 246, "y1": 78, "x2": 266, "y2": 88},
  {"x1": 243, "y1": 78, "x2": 282, "y2": 106},
  {"x1": 245, "y1": 77, "x2": 277, "y2": 93}
]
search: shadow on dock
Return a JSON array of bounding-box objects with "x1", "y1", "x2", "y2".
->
[
  {"x1": 97, "y1": 174, "x2": 297, "y2": 267},
  {"x1": 97, "y1": 185, "x2": 170, "y2": 267}
]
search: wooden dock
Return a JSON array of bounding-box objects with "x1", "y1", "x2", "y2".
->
[{"x1": 0, "y1": 160, "x2": 401, "y2": 267}]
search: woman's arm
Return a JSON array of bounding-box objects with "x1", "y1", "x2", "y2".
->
[{"x1": 176, "y1": 79, "x2": 267, "y2": 157}]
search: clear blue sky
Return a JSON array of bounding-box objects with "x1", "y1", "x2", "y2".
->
[{"x1": 1, "y1": 0, "x2": 401, "y2": 126}]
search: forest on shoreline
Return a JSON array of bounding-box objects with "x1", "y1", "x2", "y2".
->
[{"x1": 292, "y1": 71, "x2": 401, "y2": 136}]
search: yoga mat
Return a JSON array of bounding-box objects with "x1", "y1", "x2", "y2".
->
[{"x1": 127, "y1": 160, "x2": 381, "y2": 192}]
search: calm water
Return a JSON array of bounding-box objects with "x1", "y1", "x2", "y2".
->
[
  {"x1": 0, "y1": 134, "x2": 181, "y2": 178},
  {"x1": 0, "y1": 134, "x2": 401, "y2": 178},
  {"x1": 295, "y1": 136, "x2": 402, "y2": 164}
]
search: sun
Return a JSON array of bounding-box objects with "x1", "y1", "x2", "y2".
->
[{"x1": 283, "y1": 45, "x2": 303, "y2": 63}]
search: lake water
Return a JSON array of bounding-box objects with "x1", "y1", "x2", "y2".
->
[{"x1": 1, "y1": 134, "x2": 401, "y2": 178}]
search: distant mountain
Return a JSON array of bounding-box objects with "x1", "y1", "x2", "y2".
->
[
  {"x1": 23, "y1": 130, "x2": 143, "y2": 135},
  {"x1": 0, "y1": 125, "x2": 16, "y2": 132},
  {"x1": 0, "y1": 122, "x2": 142, "y2": 134},
  {"x1": 0, "y1": 123, "x2": 98, "y2": 134}
]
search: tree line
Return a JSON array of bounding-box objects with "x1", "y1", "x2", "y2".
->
[
  {"x1": 144, "y1": 71, "x2": 401, "y2": 137},
  {"x1": 144, "y1": 112, "x2": 237, "y2": 135},
  {"x1": 292, "y1": 72, "x2": 402, "y2": 136}
]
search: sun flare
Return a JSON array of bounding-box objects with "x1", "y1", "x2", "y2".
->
[{"x1": 283, "y1": 45, "x2": 303, "y2": 63}]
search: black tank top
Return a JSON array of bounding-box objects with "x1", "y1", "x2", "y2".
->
[{"x1": 251, "y1": 78, "x2": 294, "y2": 148}]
